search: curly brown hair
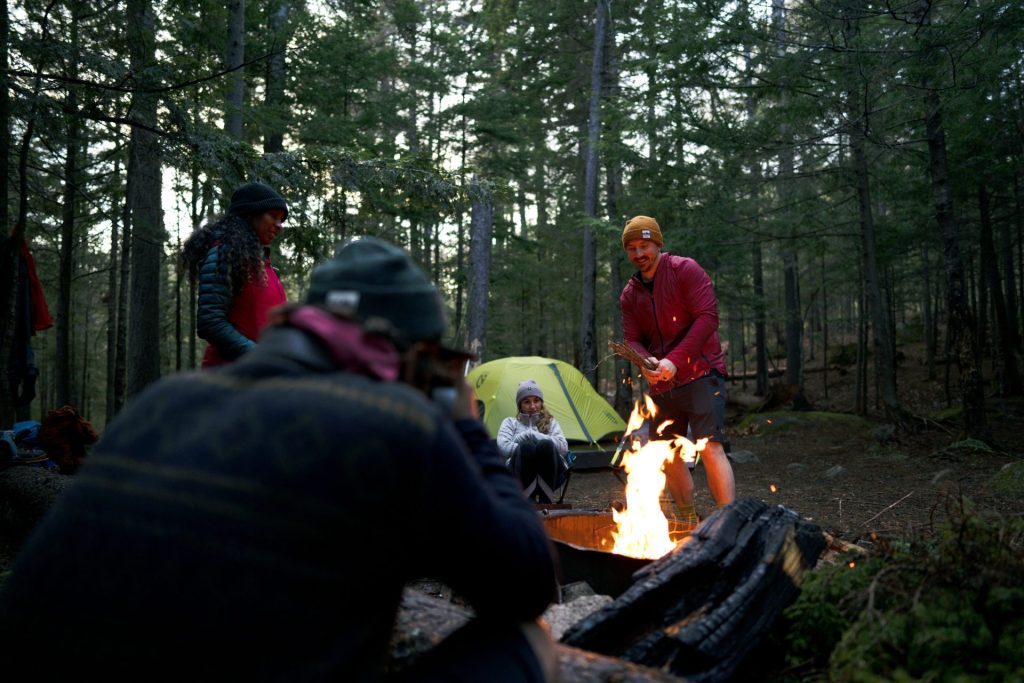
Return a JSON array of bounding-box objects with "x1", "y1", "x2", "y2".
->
[
  {"x1": 180, "y1": 213, "x2": 266, "y2": 294},
  {"x1": 535, "y1": 408, "x2": 554, "y2": 435}
]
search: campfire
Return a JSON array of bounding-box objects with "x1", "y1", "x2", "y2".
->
[
  {"x1": 609, "y1": 395, "x2": 707, "y2": 559},
  {"x1": 540, "y1": 394, "x2": 711, "y2": 594}
]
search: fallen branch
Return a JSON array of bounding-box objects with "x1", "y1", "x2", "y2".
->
[{"x1": 860, "y1": 491, "x2": 914, "y2": 527}]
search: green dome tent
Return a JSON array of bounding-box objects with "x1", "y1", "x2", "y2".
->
[{"x1": 468, "y1": 356, "x2": 627, "y2": 444}]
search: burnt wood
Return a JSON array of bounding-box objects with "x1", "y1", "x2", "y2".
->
[
  {"x1": 561, "y1": 499, "x2": 825, "y2": 682},
  {"x1": 392, "y1": 588, "x2": 688, "y2": 682}
]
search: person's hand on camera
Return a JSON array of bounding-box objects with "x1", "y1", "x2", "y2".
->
[{"x1": 447, "y1": 377, "x2": 477, "y2": 421}]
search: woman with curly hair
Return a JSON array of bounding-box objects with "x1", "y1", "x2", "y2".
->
[
  {"x1": 181, "y1": 182, "x2": 289, "y2": 368},
  {"x1": 496, "y1": 379, "x2": 570, "y2": 503}
]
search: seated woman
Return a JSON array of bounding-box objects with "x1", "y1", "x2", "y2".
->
[{"x1": 497, "y1": 380, "x2": 570, "y2": 503}]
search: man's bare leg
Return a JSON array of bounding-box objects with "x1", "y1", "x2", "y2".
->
[
  {"x1": 663, "y1": 456, "x2": 698, "y2": 523},
  {"x1": 701, "y1": 441, "x2": 735, "y2": 507}
]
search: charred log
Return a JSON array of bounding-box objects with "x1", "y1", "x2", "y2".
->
[
  {"x1": 561, "y1": 499, "x2": 825, "y2": 682},
  {"x1": 392, "y1": 588, "x2": 686, "y2": 682}
]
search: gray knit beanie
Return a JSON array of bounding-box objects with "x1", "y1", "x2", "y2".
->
[
  {"x1": 516, "y1": 379, "x2": 543, "y2": 408},
  {"x1": 305, "y1": 237, "x2": 470, "y2": 358}
]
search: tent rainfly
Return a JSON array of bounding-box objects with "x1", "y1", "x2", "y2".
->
[{"x1": 468, "y1": 356, "x2": 627, "y2": 444}]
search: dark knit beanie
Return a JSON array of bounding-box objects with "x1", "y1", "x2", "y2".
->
[
  {"x1": 228, "y1": 182, "x2": 289, "y2": 220},
  {"x1": 621, "y1": 215, "x2": 663, "y2": 249},
  {"x1": 516, "y1": 379, "x2": 543, "y2": 407},
  {"x1": 305, "y1": 237, "x2": 470, "y2": 357}
]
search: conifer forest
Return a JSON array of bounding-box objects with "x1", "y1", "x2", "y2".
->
[
  {"x1": 4, "y1": 2, "x2": 1024, "y2": 680},
  {"x1": 1, "y1": 0, "x2": 1022, "y2": 437}
]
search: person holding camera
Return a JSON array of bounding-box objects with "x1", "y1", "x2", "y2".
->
[
  {"x1": 497, "y1": 380, "x2": 570, "y2": 504},
  {"x1": 0, "y1": 238, "x2": 560, "y2": 682}
]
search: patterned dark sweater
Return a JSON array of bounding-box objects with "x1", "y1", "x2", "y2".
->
[{"x1": 0, "y1": 324, "x2": 558, "y2": 681}]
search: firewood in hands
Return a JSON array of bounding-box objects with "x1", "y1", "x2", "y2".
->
[{"x1": 607, "y1": 340, "x2": 658, "y2": 372}]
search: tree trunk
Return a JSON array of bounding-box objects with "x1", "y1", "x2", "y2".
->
[
  {"x1": 57, "y1": 15, "x2": 81, "y2": 408},
  {"x1": 742, "y1": 13, "x2": 769, "y2": 399},
  {"x1": 843, "y1": 21, "x2": 899, "y2": 415},
  {"x1": 225, "y1": 0, "x2": 245, "y2": 141},
  {"x1": 0, "y1": 0, "x2": 7, "y2": 237},
  {"x1": 466, "y1": 177, "x2": 492, "y2": 362},
  {"x1": 772, "y1": 0, "x2": 808, "y2": 410},
  {"x1": 579, "y1": 0, "x2": 608, "y2": 389},
  {"x1": 855, "y1": 258, "x2": 868, "y2": 416},
  {"x1": 0, "y1": 0, "x2": 29, "y2": 429},
  {"x1": 535, "y1": 145, "x2": 550, "y2": 356},
  {"x1": 174, "y1": 235, "x2": 182, "y2": 373},
  {"x1": 998, "y1": 185, "x2": 1020, "y2": 352},
  {"x1": 602, "y1": 9, "x2": 631, "y2": 416},
  {"x1": 979, "y1": 183, "x2": 1022, "y2": 395},
  {"x1": 1014, "y1": 171, "x2": 1023, "y2": 339},
  {"x1": 642, "y1": 0, "x2": 660, "y2": 166},
  {"x1": 105, "y1": 161, "x2": 121, "y2": 424},
  {"x1": 126, "y1": 0, "x2": 164, "y2": 399},
  {"x1": 924, "y1": 87, "x2": 989, "y2": 441},
  {"x1": 113, "y1": 155, "x2": 132, "y2": 415},
  {"x1": 922, "y1": 242, "x2": 936, "y2": 380},
  {"x1": 263, "y1": 0, "x2": 289, "y2": 154},
  {"x1": 821, "y1": 249, "x2": 829, "y2": 399}
]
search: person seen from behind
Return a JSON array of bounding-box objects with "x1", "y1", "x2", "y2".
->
[
  {"x1": 0, "y1": 237, "x2": 560, "y2": 682},
  {"x1": 619, "y1": 215, "x2": 735, "y2": 526},
  {"x1": 497, "y1": 379, "x2": 570, "y2": 504},
  {"x1": 181, "y1": 181, "x2": 289, "y2": 368}
]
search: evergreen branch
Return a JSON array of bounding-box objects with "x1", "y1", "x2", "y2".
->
[
  {"x1": 80, "y1": 108, "x2": 175, "y2": 139},
  {"x1": 3, "y1": 48, "x2": 285, "y2": 95}
]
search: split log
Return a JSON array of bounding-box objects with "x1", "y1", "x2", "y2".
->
[
  {"x1": 725, "y1": 392, "x2": 767, "y2": 411},
  {"x1": 561, "y1": 499, "x2": 825, "y2": 683},
  {"x1": 392, "y1": 589, "x2": 686, "y2": 682},
  {"x1": 0, "y1": 466, "x2": 70, "y2": 541}
]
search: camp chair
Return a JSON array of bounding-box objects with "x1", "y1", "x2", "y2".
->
[{"x1": 525, "y1": 450, "x2": 575, "y2": 510}]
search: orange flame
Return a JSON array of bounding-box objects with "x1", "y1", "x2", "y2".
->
[{"x1": 611, "y1": 398, "x2": 707, "y2": 559}]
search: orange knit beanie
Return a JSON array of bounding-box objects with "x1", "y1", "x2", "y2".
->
[{"x1": 621, "y1": 215, "x2": 663, "y2": 249}]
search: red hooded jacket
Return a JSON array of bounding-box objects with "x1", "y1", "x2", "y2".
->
[{"x1": 620, "y1": 252, "x2": 726, "y2": 395}]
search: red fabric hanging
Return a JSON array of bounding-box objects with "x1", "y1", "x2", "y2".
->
[{"x1": 19, "y1": 238, "x2": 53, "y2": 332}]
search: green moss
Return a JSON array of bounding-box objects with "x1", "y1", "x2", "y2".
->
[
  {"x1": 867, "y1": 444, "x2": 908, "y2": 462},
  {"x1": 929, "y1": 438, "x2": 998, "y2": 460},
  {"x1": 778, "y1": 505, "x2": 1024, "y2": 683},
  {"x1": 990, "y1": 461, "x2": 1024, "y2": 498},
  {"x1": 737, "y1": 411, "x2": 871, "y2": 434},
  {"x1": 934, "y1": 405, "x2": 963, "y2": 422}
]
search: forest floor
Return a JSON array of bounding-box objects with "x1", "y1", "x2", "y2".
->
[
  {"x1": 3, "y1": 343, "x2": 1023, "y2": 584},
  {"x1": 564, "y1": 341, "x2": 1024, "y2": 546}
]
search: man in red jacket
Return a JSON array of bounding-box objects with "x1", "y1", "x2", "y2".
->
[{"x1": 619, "y1": 215, "x2": 735, "y2": 523}]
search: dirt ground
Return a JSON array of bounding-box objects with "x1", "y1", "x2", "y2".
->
[
  {"x1": 3, "y1": 344, "x2": 1022, "y2": 578},
  {"x1": 564, "y1": 344, "x2": 1024, "y2": 545}
]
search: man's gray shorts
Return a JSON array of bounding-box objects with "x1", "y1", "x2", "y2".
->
[{"x1": 651, "y1": 372, "x2": 729, "y2": 451}]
